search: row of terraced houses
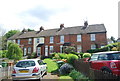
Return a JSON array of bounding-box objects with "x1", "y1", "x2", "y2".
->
[{"x1": 8, "y1": 22, "x2": 107, "y2": 57}]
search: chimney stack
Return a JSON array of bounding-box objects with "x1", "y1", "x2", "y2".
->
[
  {"x1": 40, "y1": 26, "x2": 44, "y2": 31},
  {"x1": 60, "y1": 24, "x2": 64, "y2": 30},
  {"x1": 84, "y1": 21, "x2": 88, "y2": 27}
]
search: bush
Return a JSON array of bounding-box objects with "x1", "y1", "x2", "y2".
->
[
  {"x1": 27, "y1": 52, "x2": 37, "y2": 59},
  {"x1": 82, "y1": 53, "x2": 91, "y2": 58},
  {"x1": 69, "y1": 69, "x2": 89, "y2": 81},
  {"x1": 0, "y1": 50, "x2": 8, "y2": 58},
  {"x1": 64, "y1": 46, "x2": 76, "y2": 54},
  {"x1": 58, "y1": 53, "x2": 67, "y2": 59},
  {"x1": 111, "y1": 47, "x2": 117, "y2": 51},
  {"x1": 59, "y1": 63, "x2": 74, "y2": 75},
  {"x1": 49, "y1": 52, "x2": 56, "y2": 59},
  {"x1": 67, "y1": 54, "x2": 78, "y2": 64}
]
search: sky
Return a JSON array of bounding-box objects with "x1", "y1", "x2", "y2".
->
[{"x1": 0, "y1": 0, "x2": 119, "y2": 39}]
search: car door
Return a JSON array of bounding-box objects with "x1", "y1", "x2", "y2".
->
[{"x1": 89, "y1": 54, "x2": 99, "y2": 69}]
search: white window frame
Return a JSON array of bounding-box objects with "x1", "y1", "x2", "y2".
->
[
  {"x1": 28, "y1": 47, "x2": 31, "y2": 54},
  {"x1": 77, "y1": 45, "x2": 82, "y2": 53},
  {"x1": 49, "y1": 46, "x2": 54, "y2": 54},
  {"x1": 77, "y1": 35, "x2": 81, "y2": 42},
  {"x1": 50, "y1": 36, "x2": 54, "y2": 43},
  {"x1": 28, "y1": 38, "x2": 32, "y2": 44},
  {"x1": 91, "y1": 44, "x2": 96, "y2": 49},
  {"x1": 60, "y1": 35, "x2": 64, "y2": 43},
  {"x1": 90, "y1": 34, "x2": 96, "y2": 41},
  {"x1": 17, "y1": 39, "x2": 20, "y2": 45}
]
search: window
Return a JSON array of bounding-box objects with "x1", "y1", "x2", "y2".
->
[
  {"x1": 49, "y1": 46, "x2": 54, "y2": 54},
  {"x1": 89, "y1": 54, "x2": 98, "y2": 61},
  {"x1": 77, "y1": 35, "x2": 81, "y2": 42},
  {"x1": 50, "y1": 36, "x2": 54, "y2": 43},
  {"x1": 60, "y1": 45, "x2": 63, "y2": 53},
  {"x1": 77, "y1": 45, "x2": 82, "y2": 53},
  {"x1": 60, "y1": 35, "x2": 64, "y2": 43},
  {"x1": 17, "y1": 39, "x2": 20, "y2": 45},
  {"x1": 28, "y1": 38, "x2": 32, "y2": 44},
  {"x1": 40, "y1": 38, "x2": 44, "y2": 44},
  {"x1": 37, "y1": 38, "x2": 39, "y2": 43},
  {"x1": 91, "y1": 44, "x2": 96, "y2": 49},
  {"x1": 28, "y1": 47, "x2": 31, "y2": 54},
  {"x1": 90, "y1": 34, "x2": 95, "y2": 41}
]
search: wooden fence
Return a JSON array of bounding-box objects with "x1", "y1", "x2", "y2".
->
[
  {"x1": 73, "y1": 59, "x2": 120, "y2": 81},
  {"x1": 0, "y1": 66, "x2": 13, "y2": 80}
]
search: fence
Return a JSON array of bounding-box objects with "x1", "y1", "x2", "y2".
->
[
  {"x1": 0, "y1": 65, "x2": 13, "y2": 81},
  {"x1": 73, "y1": 59, "x2": 120, "y2": 81}
]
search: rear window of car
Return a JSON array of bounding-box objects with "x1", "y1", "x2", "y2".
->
[
  {"x1": 107, "y1": 53, "x2": 120, "y2": 60},
  {"x1": 16, "y1": 61, "x2": 35, "y2": 67}
]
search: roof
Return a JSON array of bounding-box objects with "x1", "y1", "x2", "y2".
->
[{"x1": 8, "y1": 24, "x2": 106, "y2": 40}]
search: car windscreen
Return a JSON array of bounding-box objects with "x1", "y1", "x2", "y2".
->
[
  {"x1": 16, "y1": 61, "x2": 35, "y2": 67},
  {"x1": 107, "y1": 53, "x2": 120, "y2": 60}
]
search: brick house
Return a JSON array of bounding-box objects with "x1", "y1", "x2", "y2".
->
[{"x1": 8, "y1": 22, "x2": 107, "y2": 57}]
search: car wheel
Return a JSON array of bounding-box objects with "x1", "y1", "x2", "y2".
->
[{"x1": 102, "y1": 68, "x2": 112, "y2": 74}]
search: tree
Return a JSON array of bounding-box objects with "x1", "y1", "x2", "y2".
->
[
  {"x1": 5, "y1": 30, "x2": 20, "y2": 39},
  {"x1": 6, "y1": 42, "x2": 23, "y2": 61}
]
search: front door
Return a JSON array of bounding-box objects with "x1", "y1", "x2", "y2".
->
[
  {"x1": 37, "y1": 47, "x2": 41, "y2": 56},
  {"x1": 24, "y1": 48, "x2": 27, "y2": 56},
  {"x1": 45, "y1": 45, "x2": 48, "y2": 56}
]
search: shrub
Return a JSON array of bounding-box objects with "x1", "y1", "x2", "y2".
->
[
  {"x1": 111, "y1": 47, "x2": 117, "y2": 51},
  {"x1": 63, "y1": 46, "x2": 76, "y2": 54},
  {"x1": 67, "y1": 54, "x2": 78, "y2": 64},
  {"x1": 49, "y1": 52, "x2": 56, "y2": 59},
  {"x1": 59, "y1": 63, "x2": 74, "y2": 75},
  {"x1": 53, "y1": 54, "x2": 61, "y2": 59},
  {"x1": 69, "y1": 69, "x2": 89, "y2": 81},
  {"x1": 58, "y1": 53, "x2": 67, "y2": 59},
  {"x1": 82, "y1": 53, "x2": 91, "y2": 58}
]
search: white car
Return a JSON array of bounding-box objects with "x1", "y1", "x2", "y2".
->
[{"x1": 12, "y1": 59, "x2": 47, "y2": 81}]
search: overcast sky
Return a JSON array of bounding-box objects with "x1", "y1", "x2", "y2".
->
[{"x1": 0, "y1": 0, "x2": 119, "y2": 39}]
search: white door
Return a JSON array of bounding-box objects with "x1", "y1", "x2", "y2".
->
[
  {"x1": 45, "y1": 45, "x2": 48, "y2": 56},
  {"x1": 24, "y1": 48, "x2": 26, "y2": 56},
  {"x1": 37, "y1": 47, "x2": 41, "y2": 56}
]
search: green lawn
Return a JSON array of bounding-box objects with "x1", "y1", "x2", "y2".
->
[
  {"x1": 59, "y1": 76, "x2": 74, "y2": 81},
  {"x1": 43, "y1": 58, "x2": 58, "y2": 73}
]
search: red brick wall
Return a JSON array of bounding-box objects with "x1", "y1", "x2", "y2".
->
[
  {"x1": 43, "y1": 33, "x2": 107, "y2": 55},
  {"x1": 17, "y1": 32, "x2": 107, "y2": 56},
  {"x1": 16, "y1": 38, "x2": 34, "y2": 55}
]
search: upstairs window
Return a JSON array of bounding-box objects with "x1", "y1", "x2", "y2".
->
[
  {"x1": 28, "y1": 38, "x2": 32, "y2": 44},
  {"x1": 17, "y1": 39, "x2": 20, "y2": 45},
  {"x1": 50, "y1": 36, "x2": 54, "y2": 43},
  {"x1": 49, "y1": 46, "x2": 54, "y2": 54},
  {"x1": 60, "y1": 35, "x2": 64, "y2": 43},
  {"x1": 77, "y1": 35, "x2": 81, "y2": 42},
  {"x1": 37, "y1": 38, "x2": 39, "y2": 43},
  {"x1": 90, "y1": 34, "x2": 96, "y2": 41}
]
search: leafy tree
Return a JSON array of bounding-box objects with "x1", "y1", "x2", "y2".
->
[
  {"x1": 5, "y1": 30, "x2": 20, "y2": 39},
  {"x1": 6, "y1": 42, "x2": 23, "y2": 61},
  {"x1": 27, "y1": 28, "x2": 34, "y2": 31}
]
